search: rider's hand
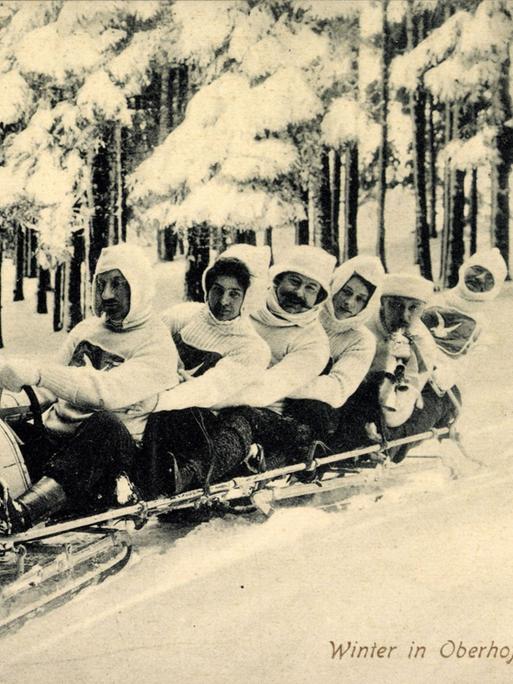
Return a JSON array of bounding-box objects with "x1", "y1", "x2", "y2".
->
[
  {"x1": 386, "y1": 332, "x2": 411, "y2": 361},
  {"x1": 0, "y1": 359, "x2": 41, "y2": 392},
  {"x1": 365, "y1": 422, "x2": 382, "y2": 443}
]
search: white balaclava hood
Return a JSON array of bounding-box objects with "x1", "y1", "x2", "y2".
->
[
  {"x1": 202, "y1": 244, "x2": 272, "y2": 315},
  {"x1": 264, "y1": 245, "x2": 336, "y2": 327},
  {"x1": 455, "y1": 247, "x2": 507, "y2": 303},
  {"x1": 93, "y1": 243, "x2": 155, "y2": 330},
  {"x1": 322, "y1": 256, "x2": 385, "y2": 333}
]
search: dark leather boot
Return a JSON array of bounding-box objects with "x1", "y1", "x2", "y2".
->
[
  {"x1": 0, "y1": 480, "x2": 28, "y2": 535},
  {"x1": 18, "y1": 476, "x2": 67, "y2": 527}
]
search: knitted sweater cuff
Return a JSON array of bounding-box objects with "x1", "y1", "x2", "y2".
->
[{"x1": 40, "y1": 365, "x2": 80, "y2": 405}]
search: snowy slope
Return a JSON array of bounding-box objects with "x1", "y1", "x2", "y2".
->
[{"x1": 0, "y1": 244, "x2": 512, "y2": 684}]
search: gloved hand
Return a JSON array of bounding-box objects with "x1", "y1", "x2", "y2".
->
[{"x1": 0, "y1": 358, "x2": 41, "y2": 392}]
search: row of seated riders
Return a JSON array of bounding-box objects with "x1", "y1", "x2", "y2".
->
[{"x1": 0, "y1": 241, "x2": 506, "y2": 535}]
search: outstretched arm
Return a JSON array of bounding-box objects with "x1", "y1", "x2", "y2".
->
[
  {"x1": 155, "y1": 344, "x2": 271, "y2": 412},
  {"x1": 213, "y1": 337, "x2": 330, "y2": 409},
  {"x1": 288, "y1": 333, "x2": 376, "y2": 408}
]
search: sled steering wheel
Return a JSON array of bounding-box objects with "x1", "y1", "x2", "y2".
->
[
  {"x1": 21, "y1": 385, "x2": 43, "y2": 428},
  {"x1": 0, "y1": 385, "x2": 43, "y2": 428}
]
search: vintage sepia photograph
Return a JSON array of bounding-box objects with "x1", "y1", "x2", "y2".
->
[{"x1": 0, "y1": 0, "x2": 512, "y2": 682}]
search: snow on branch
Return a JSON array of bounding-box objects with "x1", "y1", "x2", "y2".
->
[
  {"x1": 293, "y1": 0, "x2": 362, "y2": 20},
  {"x1": 228, "y1": 5, "x2": 274, "y2": 63},
  {"x1": 15, "y1": 23, "x2": 106, "y2": 85},
  {"x1": 0, "y1": 70, "x2": 32, "y2": 125},
  {"x1": 240, "y1": 23, "x2": 330, "y2": 81},
  {"x1": 107, "y1": 28, "x2": 164, "y2": 96},
  {"x1": 0, "y1": 1, "x2": 60, "y2": 69},
  {"x1": 390, "y1": 10, "x2": 470, "y2": 91},
  {"x1": 458, "y1": 1, "x2": 512, "y2": 59},
  {"x1": 226, "y1": 67, "x2": 322, "y2": 135},
  {"x1": 440, "y1": 127, "x2": 499, "y2": 170},
  {"x1": 220, "y1": 139, "x2": 298, "y2": 182},
  {"x1": 321, "y1": 97, "x2": 379, "y2": 149},
  {"x1": 424, "y1": 56, "x2": 498, "y2": 101},
  {"x1": 77, "y1": 71, "x2": 131, "y2": 125},
  {"x1": 167, "y1": 178, "x2": 305, "y2": 231},
  {"x1": 172, "y1": 0, "x2": 248, "y2": 65}
]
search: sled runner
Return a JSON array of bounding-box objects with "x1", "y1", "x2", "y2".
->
[{"x1": 0, "y1": 527, "x2": 131, "y2": 634}]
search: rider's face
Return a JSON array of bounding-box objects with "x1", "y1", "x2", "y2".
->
[
  {"x1": 275, "y1": 272, "x2": 322, "y2": 313},
  {"x1": 207, "y1": 275, "x2": 245, "y2": 321},
  {"x1": 381, "y1": 295, "x2": 424, "y2": 332},
  {"x1": 332, "y1": 275, "x2": 371, "y2": 319},
  {"x1": 464, "y1": 265, "x2": 494, "y2": 293},
  {"x1": 96, "y1": 268, "x2": 131, "y2": 326}
]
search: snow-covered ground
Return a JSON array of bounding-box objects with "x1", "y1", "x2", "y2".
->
[{"x1": 0, "y1": 219, "x2": 513, "y2": 684}]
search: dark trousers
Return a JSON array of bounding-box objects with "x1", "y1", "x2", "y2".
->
[
  {"x1": 214, "y1": 406, "x2": 315, "y2": 469},
  {"x1": 332, "y1": 378, "x2": 460, "y2": 461},
  {"x1": 282, "y1": 398, "x2": 339, "y2": 442},
  {"x1": 139, "y1": 408, "x2": 254, "y2": 497},
  {"x1": 11, "y1": 412, "x2": 138, "y2": 512}
]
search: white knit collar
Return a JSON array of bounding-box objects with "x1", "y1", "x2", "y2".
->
[
  {"x1": 252, "y1": 288, "x2": 322, "y2": 329},
  {"x1": 199, "y1": 304, "x2": 253, "y2": 336}
]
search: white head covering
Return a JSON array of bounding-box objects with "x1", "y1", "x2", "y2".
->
[
  {"x1": 456, "y1": 247, "x2": 507, "y2": 303},
  {"x1": 269, "y1": 245, "x2": 336, "y2": 302},
  {"x1": 93, "y1": 243, "x2": 155, "y2": 330},
  {"x1": 256, "y1": 245, "x2": 336, "y2": 328},
  {"x1": 381, "y1": 273, "x2": 434, "y2": 303},
  {"x1": 322, "y1": 256, "x2": 385, "y2": 333}
]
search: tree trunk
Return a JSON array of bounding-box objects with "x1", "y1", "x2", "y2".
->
[
  {"x1": 491, "y1": 55, "x2": 513, "y2": 278},
  {"x1": 112, "y1": 121, "x2": 123, "y2": 244},
  {"x1": 235, "y1": 230, "x2": 256, "y2": 245},
  {"x1": 469, "y1": 167, "x2": 478, "y2": 255},
  {"x1": 407, "y1": 3, "x2": 432, "y2": 279},
  {"x1": 427, "y1": 93, "x2": 438, "y2": 238},
  {"x1": 344, "y1": 143, "x2": 359, "y2": 260},
  {"x1": 330, "y1": 149, "x2": 341, "y2": 261},
  {"x1": 446, "y1": 168, "x2": 466, "y2": 287},
  {"x1": 25, "y1": 228, "x2": 38, "y2": 278},
  {"x1": 53, "y1": 262, "x2": 64, "y2": 332},
  {"x1": 313, "y1": 147, "x2": 337, "y2": 257},
  {"x1": 0, "y1": 239, "x2": 4, "y2": 348},
  {"x1": 13, "y1": 224, "x2": 24, "y2": 301},
  {"x1": 158, "y1": 66, "x2": 171, "y2": 143},
  {"x1": 159, "y1": 227, "x2": 178, "y2": 261},
  {"x1": 411, "y1": 84, "x2": 432, "y2": 279},
  {"x1": 184, "y1": 224, "x2": 210, "y2": 302},
  {"x1": 296, "y1": 187, "x2": 309, "y2": 244},
  {"x1": 265, "y1": 228, "x2": 273, "y2": 255},
  {"x1": 175, "y1": 65, "x2": 189, "y2": 127},
  {"x1": 89, "y1": 130, "x2": 111, "y2": 279},
  {"x1": 376, "y1": 0, "x2": 389, "y2": 271},
  {"x1": 441, "y1": 102, "x2": 466, "y2": 288},
  {"x1": 36, "y1": 266, "x2": 50, "y2": 314},
  {"x1": 67, "y1": 229, "x2": 85, "y2": 331},
  {"x1": 439, "y1": 104, "x2": 453, "y2": 284}
]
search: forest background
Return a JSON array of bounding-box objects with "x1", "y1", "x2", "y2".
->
[{"x1": 0, "y1": 0, "x2": 510, "y2": 344}]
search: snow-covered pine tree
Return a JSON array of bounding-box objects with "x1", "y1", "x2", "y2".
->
[
  {"x1": 128, "y1": 0, "x2": 360, "y2": 295},
  {"x1": 0, "y1": 0, "x2": 171, "y2": 329}
]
